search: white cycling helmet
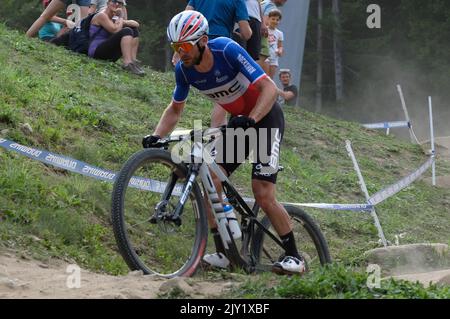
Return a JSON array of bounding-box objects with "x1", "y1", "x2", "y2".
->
[{"x1": 167, "y1": 10, "x2": 209, "y2": 43}]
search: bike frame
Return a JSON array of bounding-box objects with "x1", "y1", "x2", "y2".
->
[{"x1": 162, "y1": 128, "x2": 286, "y2": 272}]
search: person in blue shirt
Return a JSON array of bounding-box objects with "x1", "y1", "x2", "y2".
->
[
  {"x1": 173, "y1": 0, "x2": 252, "y2": 66},
  {"x1": 186, "y1": 0, "x2": 252, "y2": 39},
  {"x1": 143, "y1": 10, "x2": 306, "y2": 275}
]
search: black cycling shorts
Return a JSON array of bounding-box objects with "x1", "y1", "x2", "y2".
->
[{"x1": 215, "y1": 102, "x2": 285, "y2": 184}]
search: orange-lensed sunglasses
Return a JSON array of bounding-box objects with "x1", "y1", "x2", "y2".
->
[{"x1": 170, "y1": 38, "x2": 201, "y2": 53}]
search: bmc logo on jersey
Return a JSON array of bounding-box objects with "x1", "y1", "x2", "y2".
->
[{"x1": 206, "y1": 80, "x2": 242, "y2": 99}]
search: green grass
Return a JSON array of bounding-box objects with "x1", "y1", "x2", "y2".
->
[
  {"x1": 0, "y1": 24, "x2": 449, "y2": 296},
  {"x1": 228, "y1": 264, "x2": 450, "y2": 299}
]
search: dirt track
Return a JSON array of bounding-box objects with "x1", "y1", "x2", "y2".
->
[{"x1": 0, "y1": 252, "x2": 236, "y2": 299}]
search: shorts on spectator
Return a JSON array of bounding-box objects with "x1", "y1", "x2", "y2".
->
[
  {"x1": 265, "y1": 56, "x2": 279, "y2": 66},
  {"x1": 260, "y1": 37, "x2": 270, "y2": 58}
]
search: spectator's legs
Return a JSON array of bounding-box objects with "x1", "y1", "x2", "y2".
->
[
  {"x1": 50, "y1": 31, "x2": 70, "y2": 48},
  {"x1": 93, "y1": 28, "x2": 134, "y2": 63},
  {"x1": 131, "y1": 38, "x2": 139, "y2": 61},
  {"x1": 26, "y1": 0, "x2": 65, "y2": 37},
  {"x1": 258, "y1": 56, "x2": 270, "y2": 75},
  {"x1": 120, "y1": 35, "x2": 134, "y2": 65},
  {"x1": 245, "y1": 18, "x2": 262, "y2": 61}
]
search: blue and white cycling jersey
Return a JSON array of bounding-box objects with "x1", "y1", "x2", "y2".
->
[{"x1": 173, "y1": 37, "x2": 269, "y2": 116}]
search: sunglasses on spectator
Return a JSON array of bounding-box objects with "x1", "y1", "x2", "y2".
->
[
  {"x1": 111, "y1": 0, "x2": 125, "y2": 6},
  {"x1": 170, "y1": 38, "x2": 202, "y2": 53}
]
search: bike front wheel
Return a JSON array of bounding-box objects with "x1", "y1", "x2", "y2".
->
[
  {"x1": 111, "y1": 149, "x2": 208, "y2": 277},
  {"x1": 251, "y1": 205, "x2": 331, "y2": 272}
]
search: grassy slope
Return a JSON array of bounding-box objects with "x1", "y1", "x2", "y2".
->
[{"x1": 0, "y1": 25, "x2": 449, "y2": 295}]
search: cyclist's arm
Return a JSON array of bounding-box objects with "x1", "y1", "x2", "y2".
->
[
  {"x1": 153, "y1": 101, "x2": 185, "y2": 137},
  {"x1": 153, "y1": 64, "x2": 189, "y2": 137},
  {"x1": 211, "y1": 103, "x2": 227, "y2": 127},
  {"x1": 249, "y1": 77, "x2": 277, "y2": 122}
]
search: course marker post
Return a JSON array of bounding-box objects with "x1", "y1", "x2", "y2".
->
[{"x1": 345, "y1": 140, "x2": 388, "y2": 247}]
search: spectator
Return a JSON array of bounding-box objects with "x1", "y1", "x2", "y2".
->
[
  {"x1": 182, "y1": 1, "x2": 253, "y2": 127},
  {"x1": 232, "y1": 0, "x2": 266, "y2": 61},
  {"x1": 89, "y1": 0, "x2": 107, "y2": 13},
  {"x1": 88, "y1": 0, "x2": 144, "y2": 76},
  {"x1": 89, "y1": 0, "x2": 128, "y2": 15},
  {"x1": 277, "y1": 68, "x2": 298, "y2": 106},
  {"x1": 266, "y1": 9, "x2": 284, "y2": 79},
  {"x1": 27, "y1": 0, "x2": 90, "y2": 37},
  {"x1": 38, "y1": 0, "x2": 65, "y2": 42},
  {"x1": 259, "y1": 0, "x2": 287, "y2": 74},
  {"x1": 186, "y1": 0, "x2": 252, "y2": 39},
  {"x1": 173, "y1": 1, "x2": 252, "y2": 65}
]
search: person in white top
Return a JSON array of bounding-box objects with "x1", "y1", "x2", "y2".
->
[{"x1": 266, "y1": 9, "x2": 284, "y2": 79}]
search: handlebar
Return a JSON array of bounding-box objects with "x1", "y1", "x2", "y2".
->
[{"x1": 156, "y1": 125, "x2": 227, "y2": 146}]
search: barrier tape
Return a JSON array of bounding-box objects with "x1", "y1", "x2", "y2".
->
[
  {"x1": 280, "y1": 202, "x2": 374, "y2": 212},
  {"x1": 0, "y1": 137, "x2": 434, "y2": 212},
  {"x1": 368, "y1": 156, "x2": 435, "y2": 205},
  {"x1": 241, "y1": 197, "x2": 373, "y2": 212},
  {"x1": 363, "y1": 121, "x2": 410, "y2": 130},
  {"x1": 0, "y1": 138, "x2": 183, "y2": 196}
]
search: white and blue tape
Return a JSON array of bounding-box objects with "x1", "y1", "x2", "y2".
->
[
  {"x1": 0, "y1": 137, "x2": 434, "y2": 212},
  {"x1": 368, "y1": 156, "x2": 434, "y2": 205},
  {"x1": 363, "y1": 121, "x2": 410, "y2": 130},
  {"x1": 0, "y1": 138, "x2": 183, "y2": 196}
]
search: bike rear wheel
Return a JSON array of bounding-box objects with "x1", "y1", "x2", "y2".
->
[
  {"x1": 111, "y1": 149, "x2": 208, "y2": 277},
  {"x1": 251, "y1": 205, "x2": 331, "y2": 272}
]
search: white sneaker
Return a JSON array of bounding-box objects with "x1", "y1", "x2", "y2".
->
[
  {"x1": 202, "y1": 252, "x2": 230, "y2": 269},
  {"x1": 272, "y1": 256, "x2": 306, "y2": 275}
]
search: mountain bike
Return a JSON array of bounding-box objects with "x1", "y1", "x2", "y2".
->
[{"x1": 111, "y1": 127, "x2": 331, "y2": 277}]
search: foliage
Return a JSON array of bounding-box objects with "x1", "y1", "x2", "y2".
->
[
  {"x1": 233, "y1": 264, "x2": 450, "y2": 299},
  {"x1": 302, "y1": 0, "x2": 450, "y2": 126}
]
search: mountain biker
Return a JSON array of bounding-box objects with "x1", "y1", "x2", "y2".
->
[{"x1": 142, "y1": 10, "x2": 305, "y2": 274}]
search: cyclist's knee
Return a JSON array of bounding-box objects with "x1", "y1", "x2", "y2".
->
[{"x1": 252, "y1": 180, "x2": 276, "y2": 209}]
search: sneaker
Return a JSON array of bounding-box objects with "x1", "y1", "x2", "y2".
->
[
  {"x1": 132, "y1": 61, "x2": 145, "y2": 74},
  {"x1": 272, "y1": 256, "x2": 306, "y2": 275},
  {"x1": 202, "y1": 252, "x2": 230, "y2": 269},
  {"x1": 122, "y1": 62, "x2": 145, "y2": 76}
]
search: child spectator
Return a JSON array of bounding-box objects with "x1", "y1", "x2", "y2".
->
[
  {"x1": 27, "y1": 0, "x2": 90, "y2": 37},
  {"x1": 38, "y1": 0, "x2": 65, "y2": 42},
  {"x1": 266, "y1": 9, "x2": 284, "y2": 79}
]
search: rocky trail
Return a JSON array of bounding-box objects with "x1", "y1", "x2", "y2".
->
[{"x1": 0, "y1": 251, "x2": 238, "y2": 299}]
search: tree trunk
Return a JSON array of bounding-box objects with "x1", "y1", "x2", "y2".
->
[
  {"x1": 332, "y1": 0, "x2": 344, "y2": 101},
  {"x1": 315, "y1": 0, "x2": 323, "y2": 112}
]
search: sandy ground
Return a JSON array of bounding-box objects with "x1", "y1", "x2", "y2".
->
[
  {"x1": 391, "y1": 269, "x2": 450, "y2": 288},
  {"x1": 0, "y1": 252, "x2": 236, "y2": 299}
]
